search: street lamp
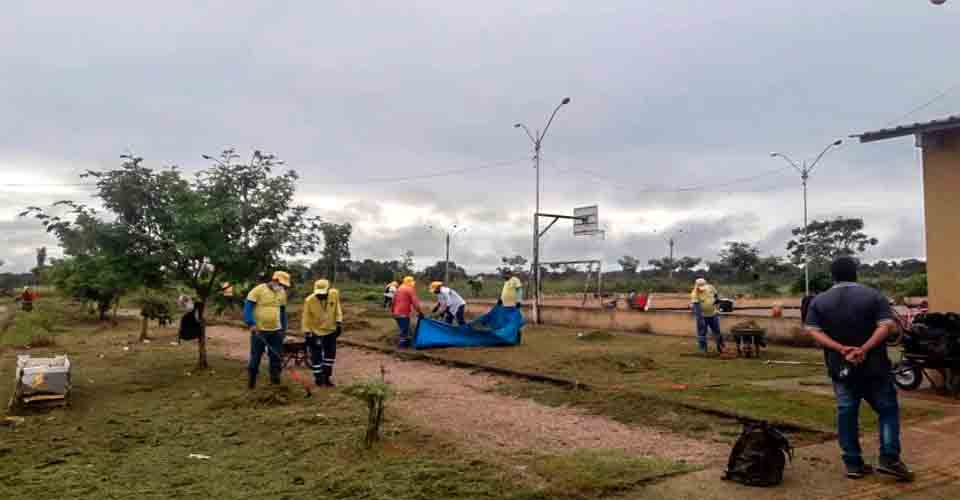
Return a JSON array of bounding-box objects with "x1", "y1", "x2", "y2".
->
[
  {"x1": 515, "y1": 97, "x2": 571, "y2": 321},
  {"x1": 770, "y1": 139, "x2": 843, "y2": 297},
  {"x1": 425, "y1": 224, "x2": 467, "y2": 283}
]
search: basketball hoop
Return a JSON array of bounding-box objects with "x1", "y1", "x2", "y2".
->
[{"x1": 573, "y1": 205, "x2": 600, "y2": 237}]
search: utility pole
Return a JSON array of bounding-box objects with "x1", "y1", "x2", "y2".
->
[
  {"x1": 515, "y1": 97, "x2": 571, "y2": 324},
  {"x1": 426, "y1": 224, "x2": 465, "y2": 284},
  {"x1": 444, "y1": 232, "x2": 451, "y2": 284},
  {"x1": 771, "y1": 139, "x2": 843, "y2": 297}
]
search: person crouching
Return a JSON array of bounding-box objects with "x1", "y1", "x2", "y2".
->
[
  {"x1": 430, "y1": 281, "x2": 467, "y2": 326},
  {"x1": 302, "y1": 279, "x2": 343, "y2": 387}
]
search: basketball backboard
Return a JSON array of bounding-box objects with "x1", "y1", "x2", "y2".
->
[{"x1": 573, "y1": 205, "x2": 599, "y2": 236}]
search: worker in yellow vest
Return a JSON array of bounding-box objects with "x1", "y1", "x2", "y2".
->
[
  {"x1": 244, "y1": 271, "x2": 291, "y2": 388},
  {"x1": 302, "y1": 279, "x2": 343, "y2": 387}
]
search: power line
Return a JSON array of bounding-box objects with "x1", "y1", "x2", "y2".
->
[
  {"x1": 551, "y1": 163, "x2": 793, "y2": 194},
  {"x1": 882, "y1": 80, "x2": 960, "y2": 128},
  {"x1": 315, "y1": 158, "x2": 527, "y2": 185}
]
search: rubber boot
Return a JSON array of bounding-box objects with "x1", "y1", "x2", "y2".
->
[
  {"x1": 247, "y1": 372, "x2": 257, "y2": 390},
  {"x1": 269, "y1": 371, "x2": 281, "y2": 385},
  {"x1": 322, "y1": 366, "x2": 335, "y2": 387}
]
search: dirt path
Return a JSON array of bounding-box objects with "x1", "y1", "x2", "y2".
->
[{"x1": 206, "y1": 325, "x2": 727, "y2": 465}]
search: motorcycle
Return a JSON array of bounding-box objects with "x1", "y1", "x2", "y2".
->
[{"x1": 891, "y1": 312, "x2": 960, "y2": 395}]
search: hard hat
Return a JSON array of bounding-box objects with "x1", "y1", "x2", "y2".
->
[
  {"x1": 430, "y1": 281, "x2": 443, "y2": 293},
  {"x1": 272, "y1": 271, "x2": 291, "y2": 287},
  {"x1": 314, "y1": 279, "x2": 331, "y2": 295}
]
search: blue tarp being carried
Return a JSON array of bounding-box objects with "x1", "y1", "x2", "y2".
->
[{"x1": 414, "y1": 304, "x2": 524, "y2": 349}]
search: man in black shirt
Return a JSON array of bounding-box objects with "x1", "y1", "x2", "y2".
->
[{"x1": 805, "y1": 256, "x2": 913, "y2": 482}]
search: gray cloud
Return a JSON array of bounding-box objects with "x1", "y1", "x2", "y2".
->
[{"x1": 2, "y1": 1, "x2": 954, "y2": 273}]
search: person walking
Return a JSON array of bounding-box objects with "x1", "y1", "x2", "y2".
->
[
  {"x1": 690, "y1": 278, "x2": 724, "y2": 353},
  {"x1": 19, "y1": 286, "x2": 38, "y2": 312},
  {"x1": 499, "y1": 271, "x2": 524, "y2": 309},
  {"x1": 391, "y1": 276, "x2": 422, "y2": 348},
  {"x1": 383, "y1": 281, "x2": 398, "y2": 310},
  {"x1": 302, "y1": 279, "x2": 343, "y2": 387},
  {"x1": 805, "y1": 256, "x2": 913, "y2": 482},
  {"x1": 430, "y1": 281, "x2": 467, "y2": 325},
  {"x1": 243, "y1": 271, "x2": 291, "y2": 389}
]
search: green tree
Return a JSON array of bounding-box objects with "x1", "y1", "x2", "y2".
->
[
  {"x1": 400, "y1": 250, "x2": 415, "y2": 276},
  {"x1": 316, "y1": 222, "x2": 352, "y2": 282},
  {"x1": 60, "y1": 150, "x2": 322, "y2": 368},
  {"x1": 647, "y1": 257, "x2": 676, "y2": 275},
  {"x1": 676, "y1": 256, "x2": 702, "y2": 273},
  {"x1": 618, "y1": 255, "x2": 640, "y2": 275},
  {"x1": 33, "y1": 246, "x2": 47, "y2": 286},
  {"x1": 422, "y1": 260, "x2": 467, "y2": 282},
  {"x1": 498, "y1": 255, "x2": 528, "y2": 279},
  {"x1": 21, "y1": 203, "x2": 153, "y2": 320},
  {"x1": 786, "y1": 217, "x2": 878, "y2": 269},
  {"x1": 718, "y1": 241, "x2": 760, "y2": 279}
]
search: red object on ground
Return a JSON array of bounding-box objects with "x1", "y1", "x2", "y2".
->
[{"x1": 633, "y1": 294, "x2": 648, "y2": 310}]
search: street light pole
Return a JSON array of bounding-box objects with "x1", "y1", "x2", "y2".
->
[
  {"x1": 771, "y1": 139, "x2": 843, "y2": 297},
  {"x1": 515, "y1": 97, "x2": 571, "y2": 324}
]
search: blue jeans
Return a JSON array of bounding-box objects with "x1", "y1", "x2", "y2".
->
[
  {"x1": 693, "y1": 304, "x2": 723, "y2": 351},
  {"x1": 832, "y1": 374, "x2": 902, "y2": 467},
  {"x1": 249, "y1": 330, "x2": 285, "y2": 378},
  {"x1": 394, "y1": 316, "x2": 411, "y2": 346}
]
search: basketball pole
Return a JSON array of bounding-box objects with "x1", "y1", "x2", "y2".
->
[{"x1": 515, "y1": 97, "x2": 570, "y2": 325}]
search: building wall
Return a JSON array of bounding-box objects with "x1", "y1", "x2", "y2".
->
[{"x1": 922, "y1": 131, "x2": 960, "y2": 312}]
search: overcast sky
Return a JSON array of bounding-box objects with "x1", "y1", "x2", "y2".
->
[{"x1": 2, "y1": 1, "x2": 958, "y2": 274}]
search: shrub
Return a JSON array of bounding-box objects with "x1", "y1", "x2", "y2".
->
[
  {"x1": 342, "y1": 377, "x2": 394, "y2": 448},
  {"x1": 898, "y1": 274, "x2": 927, "y2": 298},
  {"x1": 791, "y1": 272, "x2": 833, "y2": 295},
  {"x1": 750, "y1": 282, "x2": 781, "y2": 297}
]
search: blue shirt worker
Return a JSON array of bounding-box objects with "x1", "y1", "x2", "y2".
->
[
  {"x1": 805, "y1": 256, "x2": 913, "y2": 482},
  {"x1": 244, "y1": 271, "x2": 290, "y2": 389}
]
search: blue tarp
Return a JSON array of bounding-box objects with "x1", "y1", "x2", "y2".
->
[{"x1": 414, "y1": 304, "x2": 524, "y2": 349}]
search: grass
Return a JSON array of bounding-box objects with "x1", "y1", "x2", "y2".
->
[
  {"x1": 349, "y1": 310, "x2": 941, "y2": 439},
  {"x1": 0, "y1": 319, "x2": 547, "y2": 499},
  {"x1": 0, "y1": 302, "x2": 697, "y2": 500},
  {"x1": 529, "y1": 449, "x2": 694, "y2": 498}
]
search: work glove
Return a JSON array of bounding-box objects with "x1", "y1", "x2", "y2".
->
[{"x1": 335, "y1": 322, "x2": 342, "y2": 335}]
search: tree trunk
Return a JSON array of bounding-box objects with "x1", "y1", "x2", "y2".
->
[
  {"x1": 139, "y1": 316, "x2": 149, "y2": 342},
  {"x1": 196, "y1": 301, "x2": 208, "y2": 369}
]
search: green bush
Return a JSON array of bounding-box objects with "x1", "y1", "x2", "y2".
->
[
  {"x1": 791, "y1": 272, "x2": 833, "y2": 295},
  {"x1": 898, "y1": 274, "x2": 928, "y2": 297},
  {"x1": 0, "y1": 303, "x2": 66, "y2": 346},
  {"x1": 750, "y1": 282, "x2": 781, "y2": 297}
]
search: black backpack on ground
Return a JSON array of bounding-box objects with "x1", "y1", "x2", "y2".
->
[{"x1": 722, "y1": 421, "x2": 793, "y2": 487}]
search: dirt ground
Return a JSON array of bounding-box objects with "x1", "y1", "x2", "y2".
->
[
  {"x1": 206, "y1": 325, "x2": 960, "y2": 498},
  {"x1": 206, "y1": 325, "x2": 727, "y2": 466}
]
